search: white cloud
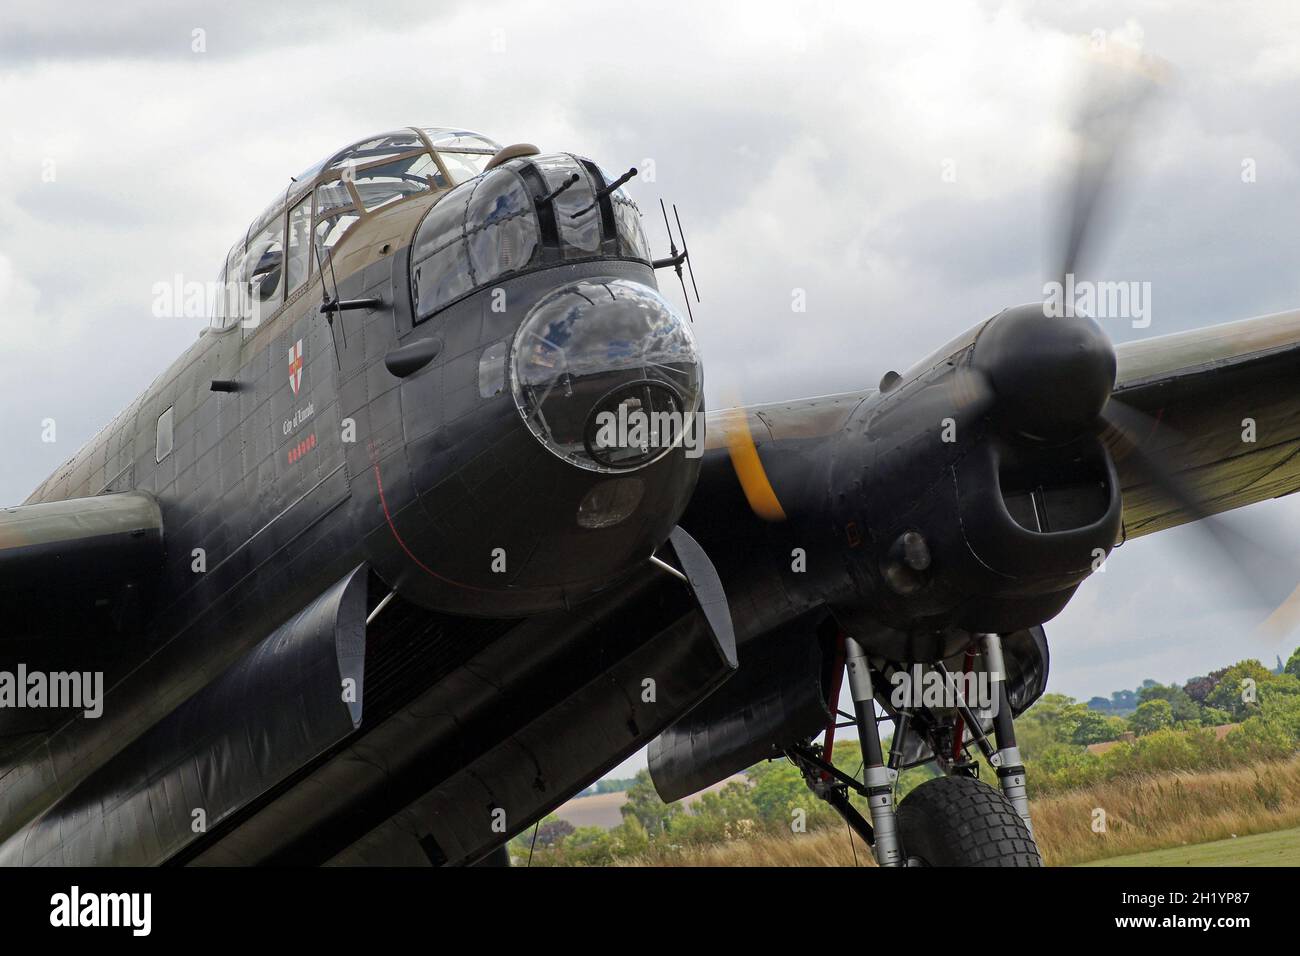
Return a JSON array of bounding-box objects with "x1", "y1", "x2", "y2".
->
[
  {"x1": 0, "y1": 252, "x2": 44, "y2": 349},
  {"x1": 3, "y1": 0, "x2": 1300, "y2": 701}
]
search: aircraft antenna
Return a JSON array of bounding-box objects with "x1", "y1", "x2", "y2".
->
[
  {"x1": 673, "y1": 204, "x2": 701, "y2": 302},
  {"x1": 653, "y1": 198, "x2": 701, "y2": 322},
  {"x1": 311, "y1": 221, "x2": 346, "y2": 369},
  {"x1": 322, "y1": 231, "x2": 349, "y2": 350}
]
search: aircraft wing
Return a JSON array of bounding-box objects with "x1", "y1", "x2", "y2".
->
[
  {"x1": 699, "y1": 310, "x2": 1300, "y2": 544},
  {"x1": 1110, "y1": 309, "x2": 1300, "y2": 540},
  {"x1": 0, "y1": 490, "x2": 164, "y2": 611},
  {"x1": 0, "y1": 490, "x2": 164, "y2": 761},
  {"x1": 702, "y1": 390, "x2": 872, "y2": 451}
]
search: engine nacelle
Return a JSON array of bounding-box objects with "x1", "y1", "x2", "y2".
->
[{"x1": 833, "y1": 322, "x2": 1122, "y2": 635}]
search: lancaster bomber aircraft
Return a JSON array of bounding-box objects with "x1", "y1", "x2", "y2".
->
[{"x1": 3, "y1": 106, "x2": 1300, "y2": 867}]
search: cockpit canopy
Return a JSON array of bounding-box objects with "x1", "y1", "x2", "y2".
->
[
  {"x1": 212, "y1": 127, "x2": 502, "y2": 330},
  {"x1": 409, "y1": 152, "x2": 651, "y2": 323}
]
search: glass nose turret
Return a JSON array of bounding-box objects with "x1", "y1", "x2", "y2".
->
[{"x1": 511, "y1": 278, "x2": 701, "y2": 472}]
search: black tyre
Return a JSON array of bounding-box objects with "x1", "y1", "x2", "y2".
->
[{"x1": 896, "y1": 775, "x2": 1041, "y2": 867}]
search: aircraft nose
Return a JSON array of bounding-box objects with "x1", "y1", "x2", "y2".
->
[{"x1": 511, "y1": 277, "x2": 702, "y2": 471}]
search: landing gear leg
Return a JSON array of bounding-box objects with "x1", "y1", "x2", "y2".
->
[
  {"x1": 790, "y1": 634, "x2": 1040, "y2": 866},
  {"x1": 891, "y1": 635, "x2": 1041, "y2": 866},
  {"x1": 981, "y1": 632, "x2": 1033, "y2": 838},
  {"x1": 844, "y1": 636, "x2": 903, "y2": 867}
]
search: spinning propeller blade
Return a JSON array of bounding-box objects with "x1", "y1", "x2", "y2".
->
[
  {"x1": 722, "y1": 407, "x2": 787, "y2": 522},
  {"x1": 1098, "y1": 398, "x2": 1300, "y2": 635}
]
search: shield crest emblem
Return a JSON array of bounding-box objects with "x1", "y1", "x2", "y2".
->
[{"x1": 289, "y1": 339, "x2": 304, "y2": 395}]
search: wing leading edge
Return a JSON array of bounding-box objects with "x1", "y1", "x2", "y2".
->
[{"x1": 1110, "y1": 308, "x2": 1300, "y2": 540}]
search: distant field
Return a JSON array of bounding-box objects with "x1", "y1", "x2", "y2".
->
[
  {"x1": 555, "y1": 791, "x2": 628, "y2": 829},
  {"x1": 554, "y1": 774, "x2": 746, "y2": 830},
  {"x1": 1081, "y1": 826, "x2": 1300, "y2": 867}
]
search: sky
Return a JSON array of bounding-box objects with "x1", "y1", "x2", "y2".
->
[{"x1": 2, "y1": 1, "x2": 1300, "y2": 780}]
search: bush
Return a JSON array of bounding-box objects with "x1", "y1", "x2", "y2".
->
[
  {"x1": 1286, "y1": 646, "x2": 1300, "y2": 681},
  {"x1": 1199, "y1": 706, "x2": 1232, "y2": 727},
  {"x1": 1138, "y1": 683, "x2": 1201, "y2": 723},
  {"x1": 1026, "y1": 700, "x2": 1300, "y2": 798},
  {"x1": 620, "y1": 770, "x2": 682, "y2": 836},
  {"x1": 747, "y1": 757, "x2": 841, "y2": 832},
  {"x1": 1125, "y1": 726, "x2": 1224, "y2": 774},
  {"x1": 1072, "y1": 710, "x2": 1124, "y2": 745},
  {"x1": 1206, "y1": 660, "x2": 1275, "y2": 719},
  {"x1": 1030, "y1": 743, "x2": 1109, "y2": 793},
  {"x1": 1130, "y1": 699, "x2": 1174, "y2": 736},
  {"x1": 1227, "y1": 715, "x2": 1296, "y2": 764}
]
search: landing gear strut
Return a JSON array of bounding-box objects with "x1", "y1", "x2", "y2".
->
[
  {"x1": 790, "y1": 631, "x2": 1041, "y2": 867},
  {"x1": 844, "y1": 635, "x2": 903, "y2": 866},
  {"x1": 982, "y1": 632, "x2": 1033, "y2": 837}
]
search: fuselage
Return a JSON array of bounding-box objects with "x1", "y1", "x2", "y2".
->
[{"x1": 1, "y1": 128, "x2": 702, "y2": 850}]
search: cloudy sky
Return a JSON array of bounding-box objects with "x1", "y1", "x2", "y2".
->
[{"x1": 3, "y1": 1, "x2": 1300, "y2": 747}]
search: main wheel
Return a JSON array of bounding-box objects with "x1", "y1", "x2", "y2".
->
[{"x1": 896, "y1": 775, "x2": 1041, "y2": 867}]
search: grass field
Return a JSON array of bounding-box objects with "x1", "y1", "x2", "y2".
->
[
  {"x1": 1082, "y1": 826, "x2": 1300, "y2": 867},
  {"x1": 1028, "y1": 757, "x2": 1300, "y2": 865},
  {"x1": 619, "y1": 757, "x2": 1300, "y2": 867}
]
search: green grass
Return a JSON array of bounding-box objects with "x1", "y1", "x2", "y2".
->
[{"x1": 1081, "y1": 826, "x2": 1300, "y2": 867}]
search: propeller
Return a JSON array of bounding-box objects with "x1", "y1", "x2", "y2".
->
[
  {"x1": 722, "y1": 406, "x2": 787, "y2": 522},
  {"x1": 1027, "y1": 50, "x2": 1299, "y2": 634},
  {"x1": 717, "y1": 47, "x2": 1300, "y2": 638},
  {"x1": 1054, "y1": 48, "x2": 1168, "y2": 290},
  {"x1": 1096, "y1": 399, "x2": 1300, "y2": 628},
  {"x1": 972, "y1": 49, "x2": 1165, "y2": 443}
]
